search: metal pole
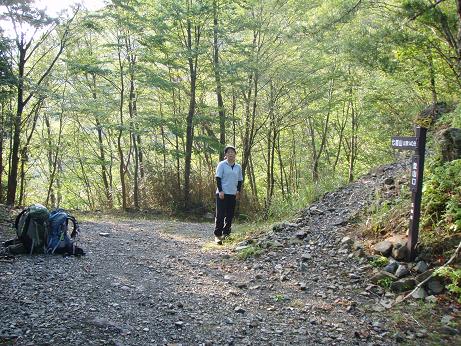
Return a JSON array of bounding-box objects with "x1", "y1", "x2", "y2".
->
[{"x1": 407, "y1": 126, "x2": 427, "y2": 261}]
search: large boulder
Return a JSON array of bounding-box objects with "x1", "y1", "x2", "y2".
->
[
  {"x1": 373, "y1": 241, "x2": 393, "y2": 256},
  {"x1": 437, "y1": 127, "x2": 461, "y2": 162},
  {"x1": 395, "y1": 264, "x2": 410, "y2": 279},
  {"x1": 411, "y1": 287, "x2": 428, "y2": 299},
  {"x1": 427, "y1": 279, "x2": 444, "y2": 295},
  {"x1": 391, "y1": 278, "x2": 416, "y2": 293},
  {"x1": 392, "y1": 243, "x2": 408, "y2": 260}
]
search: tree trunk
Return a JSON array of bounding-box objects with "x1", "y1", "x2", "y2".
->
[
  {"x1": 241, "y1": 70, "x2": 258, "y2": 182},
  {"x1": 45, "y1": 115, "x2": 57, "y2": 207},
  {"x1": 6, "y1": 45, "x2": 25, "y2": 206},
  {"x1": 0, "y1": 101, "x2": 5, "y2": 203},
  {"x1": 457, "y1": 0, "x2": 461, "y2": 76},
  {"x1": 91, "y1": 73, "x2": 113, "y2": 209},
  {"x1": 241, "y1": 28, "x2": 260, "y2": 183},
  {"x1": 277, "y1": 135, "x2": 288, "y2": 198},
  {"x1": 311, "y1": 71, "x2": 335, "y2": 181},
  {"x1": 18, "y1": 100, "x2": 42, "y2": 206},
  {"x1": 428, "y1": 51, "x2": 437, "y2": 104},
  {"x1": 45, "y1": 111, "x2": 64, "y2": 208},
  {"x1": 128, "y1": 65, "x2": 139, "y2": 210},
  {"x1": 348, "y1": 97, "x2": 358, "y2": 183},
  {"x1": 232, "y1": 88, "x2": 237, "y2": 145},
  {"x1": 183, "y1": 70, "x2": 196, "y2": 210},
  {"x1": 168, "y1": 68, "x2": 181, "y2": 191},
  {"x1": 159, "y1": 100, "x2": 167, "y2": 174},
  {"x1": 183, "y1": 17, "x2": 200, "y2": 210},
  {"x1": 125, "y1": 35, "x2": 140, "y2": 210},
  {"x1": 137, "y1": 133, "x2": 145, "y2": 200},
  {"x1": 265, "y1": 82, "x2": 277, "y2": 210},
  {"x1": 78, "y1": 154, "x2": 94, "y2": 210},
  {"x1": 117, "y1": 36, "x2": 127, "y2": 211},
  {"x1": 266, "y1": 127, "x2": 272, "y2": 209},
  {"x1": 213, "y1": 0, "x2": 226, "y2": 160},
  {"x1": 333, "y1": 117, "x2": 347, "y2": 172},
  {"x1": 248, "y1": 153, "x2": 258, "y2": 201}
]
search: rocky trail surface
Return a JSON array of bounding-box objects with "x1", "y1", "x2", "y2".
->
[{"x1": 1, "y1": 162, "x2": 459, "y2": 345}]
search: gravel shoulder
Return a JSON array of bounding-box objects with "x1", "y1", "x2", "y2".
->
[{"x1": 1, "y1": 162, "x2": 459, "y2": 345}]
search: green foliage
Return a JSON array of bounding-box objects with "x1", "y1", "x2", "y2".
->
[
  {"x1": 1, "y1": 0, "x2": 460, "y2": 218},
  {"x1": 273, "y1": 294, "x2": 286, "y2": 302},
  {"x1": 435, "y1": 266, "x2": 461, "y2": 303},
  {"x1": 447, "y1": 104, "x2": 461, "y2": 128},
  {"x1": 0, "y1": 38, "x2": 16, "y2": 100},
  {"x1": 422, "y1": 160, "x2": 461, "y2": 236},
  {"x1": 236, "y1": 245, "x2": 263, "y2": 260},
  {"x1": 377, "y1": 277, "x2": 393, "y2": 289},
  {"x1": 266, "y1": 171, "x2": 347, "y2": 221},
  {"x1": 370, "y1": 256, "x2": 389, "y2": 268}
]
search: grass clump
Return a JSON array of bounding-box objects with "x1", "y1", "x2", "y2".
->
[
  {"x1": 265, "y1": 172, "x2": 347, "y2": 221},
  {"x1": 273, "y1": 294, "x2": 287, "y2": 302},
  {"x1": 377, "y1": 277, "x2": 393, "y2": 289},
  {"x1": 370, "y1": 256, "x2": 389, "y2": 268},
  {"x1": 236, "y1": 245, "x2": 263, "y2": 260}
]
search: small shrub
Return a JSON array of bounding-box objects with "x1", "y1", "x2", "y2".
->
[
  {"x1": 420, "y1": 159, "x2": 461, "y2": 247},
  {"x1": 273, "y1": 294, "x2": 286, "y2": 302},
  {"x1": 377, "y1": 277, "x2": 393, "y2": 289},
  {"x1": 236, "y1": 245, "x2": 262, "y2": 260},
  {"x1": 370, "y1": 256, "x2": 389, "y2": 268}
]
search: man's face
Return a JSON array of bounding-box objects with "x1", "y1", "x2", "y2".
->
[{"x1": 226, "y1": 149, "x2": 236, "y2": 160}]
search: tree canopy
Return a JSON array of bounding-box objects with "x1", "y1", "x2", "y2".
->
[{"x1": 0, "y1": 0, "x2": 459, "y2": 217}]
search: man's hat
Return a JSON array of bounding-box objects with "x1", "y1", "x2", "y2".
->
[{"x1": 224, "y1": 144, "x2": 236, "y2": 154}]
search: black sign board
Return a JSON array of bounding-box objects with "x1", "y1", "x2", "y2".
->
[{"x1": 391, "y1": 136, "x2": 418, "y2": 150}]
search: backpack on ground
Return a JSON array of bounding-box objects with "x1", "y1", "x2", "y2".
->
[
  {"x1": 13, "y1": 204, "x2": 50, "y2": 255},
  {"x1": 47, "y1": 208, "x2": 84, "y2": 255},
  {"x1": 3, "y1": 205, "x2": 84, "y2": 256}
]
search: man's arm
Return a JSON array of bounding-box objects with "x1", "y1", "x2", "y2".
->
[{"x1": 216, "y1": 163, "x2": 225, "y2": 199}]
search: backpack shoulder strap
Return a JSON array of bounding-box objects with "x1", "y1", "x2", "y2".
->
[
  {"x1": 14, "y1": 208, "x2": 28, "y2": 231},
  {"x1": 68, "y1": 215, "x2": 79, "y2": 238},
  {"x1": 15, "y1": 208, "x2": 32, "y2": 240}
]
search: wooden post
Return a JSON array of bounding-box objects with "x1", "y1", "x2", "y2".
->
[
  {"x1": 407, "y1": 126, "x2": 427, "y2": 261},
  {"x1": 391, "y1": 125, "x2": 427, "y2": 261}
]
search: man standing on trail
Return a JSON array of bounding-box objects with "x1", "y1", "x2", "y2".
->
[{"x1": 214, "y1": 145, "x2": 243, "y2": 245}]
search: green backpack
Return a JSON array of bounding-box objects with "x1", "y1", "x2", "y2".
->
[{"x1": 14, "y1": 204, "x2": 50, "y2": 254}]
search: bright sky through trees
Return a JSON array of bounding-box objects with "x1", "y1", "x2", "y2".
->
[
  {"x1": 36, "y1": 0, "x2": 106, "y2": 14},
  {"x1": 0, "y1": 0, "x2": 106, "y2": 38}
]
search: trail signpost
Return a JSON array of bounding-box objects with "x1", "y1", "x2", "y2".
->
[{"x1": 391, "y1": 126, "x2": 427, "y2": 261}]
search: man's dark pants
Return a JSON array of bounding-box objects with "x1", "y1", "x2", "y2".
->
[{"x1": 214, "y1": 194, "x2": 236, "y2": 237}]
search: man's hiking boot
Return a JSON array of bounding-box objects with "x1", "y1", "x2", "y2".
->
[{"x1": 214, "y1": 236, "x2": 223, "y2": 245}]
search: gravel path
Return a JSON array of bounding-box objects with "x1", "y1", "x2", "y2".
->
[{"x1": 0, "y1": 162, "x2": 439, "y2": 345}]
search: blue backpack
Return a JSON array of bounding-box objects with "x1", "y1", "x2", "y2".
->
[{"x1": 47, "y1": 209, "x2": 84, "y2": 255}]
